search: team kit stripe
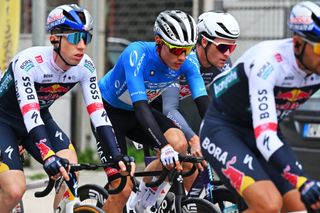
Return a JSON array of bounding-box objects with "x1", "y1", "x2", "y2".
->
[
  {"x1": 87, "y1": 102, "x2": 104, "y2": 115},
  {"x1": 21, "y1": 102, "x2": 40, "y2": 116},
  {"x1": 254, "y1": 122, "x2": 278, "y2": 138}
]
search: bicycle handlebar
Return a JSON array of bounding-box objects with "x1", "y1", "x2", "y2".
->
[
  {"x1": 34, "y1": 162, "x2": 123, "y2": 198},
  {"x1": 143, "y1": 155, "x2": 204, "y2": 188}
]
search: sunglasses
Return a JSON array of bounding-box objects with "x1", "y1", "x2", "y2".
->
[
  {"x1": 54, "y1": 32, "x2": 93, "y2": 45},
  {"x1": 301, "y1": 37, "x2": 320, "y2": 55},
  {"x1": 202, "y1": 35, "x2": 237, "y2": 54},
  {"x1": 161, "y1": 39, "x2": 194, "y2": 56}
]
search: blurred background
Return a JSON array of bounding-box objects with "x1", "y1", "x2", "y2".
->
[{"x1": 2, "y1": 0, "x2": 320, "y2": 178}]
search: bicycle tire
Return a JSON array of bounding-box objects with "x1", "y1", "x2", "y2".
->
[
  {"x1": 181, "y1": 197, "x2": 219, "y2": 213},
  {"x1": 78, "y1": 184, "x2": 108, "y2": 209},
  {"x1": 210, "y1": 188, "x2": 239, "y2": 212},
  {"x1": 73, "y1": 204, "x2": 104, "y2": 213}
]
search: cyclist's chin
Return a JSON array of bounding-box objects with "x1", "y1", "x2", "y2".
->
[{"x1": 170, "y1": 63, "x2": 183, "y2": 71}]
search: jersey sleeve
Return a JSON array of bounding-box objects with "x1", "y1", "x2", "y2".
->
[
  {"x1": 79, "y1": 57, "x2": 122, "y2": 158},
  {"x1": 248, "y1": 58, "x2": 284, "y2": 161},
  {"x1": 12, "y1": 58, "x2": 55, "y2": 160},
  {"x1": 183, "y1": 57, "x2": 207, "y2": 99},
  {"x1": 122, "y1": 44, "x2": 148, "y2": 103},
  {"x1": 162, "y1": 82, "x2": 196, "y2": 141}
]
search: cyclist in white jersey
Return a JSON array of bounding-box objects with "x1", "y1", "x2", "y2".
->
[
  {"x1": 200, "y1": 1, "x2": 320, "y2": 212},
  {"x1": 0, "y1": 4, "x2": 133, "y2": 212}
]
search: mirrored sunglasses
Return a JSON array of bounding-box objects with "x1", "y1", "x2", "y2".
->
[
  {"x1": 161, "y1": 39, "x2": 194, "y2": 56},
  {"x1": 301, "y1": 37, "x2": 320, "y2": 55},
  {"x1": 202, "y1": 35, "x2": 237, "y2": 54},
  {"x1": 55, "y1": 32, "x2": 93, "y2": 45}
]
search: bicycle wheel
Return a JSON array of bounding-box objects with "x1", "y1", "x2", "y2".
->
[
  {"x1": 210, "y1": 188, "x2": 240, "y2": 212},
  {"x1": 78, "y1": 184, "x2": 108, "y2": 209},
  {"x1": 73, "y1": 204, "x2": 104, "y2": 213},
  {"x1": 181, "y1": 197, "x2": 219, "y2": 213}
]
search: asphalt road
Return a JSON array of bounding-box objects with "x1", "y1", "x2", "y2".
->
[{"x1": 22, "y1": 168, "x2": 107, "y2": 213}]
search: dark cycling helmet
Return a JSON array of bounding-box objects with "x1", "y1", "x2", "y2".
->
[
  {"x1": 288, "y1": 1, "x2": 320, "y2": 42},
  {"x1": 46, "y1": 4, "x2": 93, "y2": 33},
  {"x1": 154, "y1": 10, "x2": 197, "y2": 46},
  {"x1": 197, "y1": 11, "x2": 240, "y2": 40}
]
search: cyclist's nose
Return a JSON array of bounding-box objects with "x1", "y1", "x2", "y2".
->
[
  {"x1": 77, "y1": 39, "x2": 86, "y2": 49},
  {"x1": 177, "y1": 52, "x2": 187, "y2": 60}
]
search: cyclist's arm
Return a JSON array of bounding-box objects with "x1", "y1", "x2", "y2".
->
[
  {"x1": 79, "y1": 58, "x2": 122, "y2": 159},
  {"x1": 133, "y1": 100, "x2": 169, "y2": 148},
  {"x1": 162, "y1": 83, "x2": 196, "y2": 141},
  {"x1": 249, "y1": 59, "x2": 307, "y2": 189},
  {"x1": 11, "y1": 60, "x2": 55, "y2": 161}
]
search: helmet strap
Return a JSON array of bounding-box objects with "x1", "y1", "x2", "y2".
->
[
  {"x1": 294, "y1": 41, "x2": 312, "y2": 72},
  {"x1": 53, "y1": 37, "x2": 77, "y2": 67},
  {"x1": 202, "y1": 43, "x2": 215, "y2": 67}
]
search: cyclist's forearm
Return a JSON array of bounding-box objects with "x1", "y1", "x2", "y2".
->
[
  {"x1": 96, "y1": 125, "x2": 122, "y2": 158},
  {"x1": 134, "y1": 100, "x2": 168, "y2": 148},
  {"x1": 194, "y1": 95, "x2": 209, "y2": 118}
]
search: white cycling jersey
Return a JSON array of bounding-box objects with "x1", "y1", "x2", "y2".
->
[
  {"x1": 0, "y1": 46, "x2": 118, "y2": 158},
  {"x1": 211, "y1": 38, "x2": 320, "y2": 160}
]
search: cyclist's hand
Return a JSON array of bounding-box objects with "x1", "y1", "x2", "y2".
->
[
  {"x1": 114, "y1": 155, "x2": 135, "y2": 177},
  {"x1": 299, "y1": 179, "x2": 320, "y2": 210},
  {"x1": 43, "y1": 155, "x2": 70, "y2": 181},
  {"x1": 160, "y1": 145, "x2": 181, "y2": 171},
  {"x1": 189, "y1": 135, "x2": 207, "y2": 171}
]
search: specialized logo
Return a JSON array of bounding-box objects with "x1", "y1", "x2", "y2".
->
[{"x1": 213, "y1": 67, "x2": 239, "y2": 98}]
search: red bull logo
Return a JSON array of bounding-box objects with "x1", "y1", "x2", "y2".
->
[
  {"x1": 38, "y1": 84, "x2": 69, "y2": 94},
  {"x1": 276, "y1": 89, "x2": 311, "y2": 102},
  {"x1": 282, "y1": 165, "x2": 307, "y2": 188},
  {"x1": 36, "y1": 139, "x2": 54, "y2": 160},
  {"x1": 222, "y1": 156, "x2": 255, "y2": 195}
]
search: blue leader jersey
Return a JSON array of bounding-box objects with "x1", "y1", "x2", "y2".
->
[{"x1": 99, "y1": 41, "x2": 207, "y2": 110}]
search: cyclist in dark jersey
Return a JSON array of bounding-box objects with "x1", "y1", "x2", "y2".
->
[
  {"x1": 200, "y1": 1, "x2": 320, "y2": 212},
  {"x1": 0, "y1": 4, "x2": 131, "y2": 212},
  {"x1": 96, "y1": 10, "x2": 209, "y2": 213}
]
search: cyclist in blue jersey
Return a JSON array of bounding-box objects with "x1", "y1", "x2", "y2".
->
[
  {"x1": 95, "y1": 10, "x2": 209, "y2": 213},
  {"x1": 0, "y1": 4, "x2": 132, "y2": 212},
  {"x1": 200, "y1": 1, "x2": 320, "y2": 212}
]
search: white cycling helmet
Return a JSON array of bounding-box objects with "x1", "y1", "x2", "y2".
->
[
  {"x1": 197, "y1": 11, "x2": 240, "y2": 40},
  {"x1": 154, "y1": 10, "x2": 197, "y2": 46},
  {"x1": 47, "y1": 4, "x2": 93, "y2": 33},
  {"x1": 288, "y1": 1, "x2": 320, "y2": 42}
]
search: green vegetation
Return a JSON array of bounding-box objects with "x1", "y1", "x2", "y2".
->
[{"x1": 28, "y1": 173, "x2": 46, "y2": 180}]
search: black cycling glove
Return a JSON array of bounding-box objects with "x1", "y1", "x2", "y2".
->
[
  {"x1": 43, "y1": 155, "x2": 69, "y2": 177},
  {"x1": 299, "y1": 179, "x2": 320, "y2": 207}
]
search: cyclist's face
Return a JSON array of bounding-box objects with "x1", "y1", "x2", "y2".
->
[
  {"x1": 156, "y1": 36, "x2": 188, "y2": 70},
  {"x1": 50, "y1": 32, "x2": 87, "y2": 69},
  {"x1": 298, "y1": 39, "x2": 320, "y2": 75},
  {"x1": 199, "y1": 37, "x2": 236, "y2": 69}
]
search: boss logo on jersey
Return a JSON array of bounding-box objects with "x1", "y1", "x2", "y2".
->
[
  {"x1": 89, "y1": 76, "x2": 100, "y2": 100},
  {"x1": 213, "y1": 67, "x2": 239, "y2": 98},
  {"x1": 20, "y1": 60, "x2": 34, "y2": 72},
  {"x1": 84, "y1": 59, "x2": 95, "y2": 73},
  {"x1": 257, "y1": 89, "x2": 269, "y2": 120},
  {"x1": 20, "y1": 76, "x2": 36, "y2": 101},
  {"x1": 257, "y1": 62, "x2": 273, "y2": 80}
]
